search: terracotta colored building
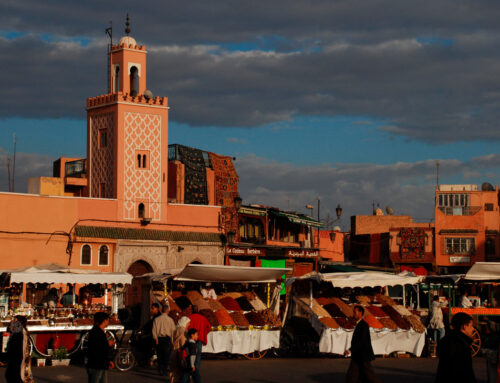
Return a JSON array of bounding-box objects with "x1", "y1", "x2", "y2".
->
[
  {"x1": 434, "y1": 184, "x2": 500, "y2": 273},
  {"x1": 223, "y1": 204, "x2": 344, "y2": 276},
  {"x1": 0, "y1": 28, "x2": 229, "y2": 295}
]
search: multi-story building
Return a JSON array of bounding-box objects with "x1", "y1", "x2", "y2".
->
[
  {"x1": 434, "y1": 184, "x2": 500, "y2": 273},
  {"x1": 0, "y1": 27, "x2": 229, "y2": 307},
  {"x1": 226, "y1": 205, "x2": 325, "y2": 276}
]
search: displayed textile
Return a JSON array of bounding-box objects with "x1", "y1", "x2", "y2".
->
[
  {"x1": 177, "y1": 145, "x2": 208, "y2": 205},
  {"x1": 208, "y1": 152, "x2": 239, "y2": 207},
  {"x1": 399, "y1": 228, "x2": 426, "y2": 259},
  {"x1": 318, "y1": 327, "x2": 426, "y2": 356},
  {"x1": 202, "y1": 330, "x2": 280, "y2": 354}
]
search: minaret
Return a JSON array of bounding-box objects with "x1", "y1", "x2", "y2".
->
[{"x1": 86, "y1": 16, "x2": 169, "y2": 223}]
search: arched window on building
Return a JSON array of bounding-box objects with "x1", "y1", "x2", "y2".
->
[
  {"x1": 81, "y1": 244, "x2": 91, "y2": 265},
  {"x1": 137, "y1": 154, "x2": 141, "y2": 168},
  {"x1": 138, "y1": 203, "x2": 145, "y2": 219},
  {"x1": 99, "y1": 245, "x2": 109, "y2": 266},
  {"x1": 142, "y1": 154, "x2": 147, "y2": 168},
  {"x1": 130, "y1": 66, "x2": 138, "y2": 96},
  {"x1": 114, "y1": 65, "x2": 120, "y2": 92}
]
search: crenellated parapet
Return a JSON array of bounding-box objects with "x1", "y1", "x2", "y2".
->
[
  {"x1": 86, "y1": 92, "x2": 168, "y2": 108},
  {"x1": 111, "y1": 43, "x2": 146, "y2": 51}
]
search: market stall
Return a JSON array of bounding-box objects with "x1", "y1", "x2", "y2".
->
[
  {"x1": 285, "y1": 271, "x2": 427, "y2": 356},
  {"x1": 0, "y1": 263, "x2": 132, "y2": 357},
  {"x1": 447, "y1": 262, "x2": 500, "y2": 356},
  {"x1": 139, "y1": 264, "x2": 289, "y2": 357}
]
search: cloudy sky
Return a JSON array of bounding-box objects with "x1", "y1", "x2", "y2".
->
[{"x1": 0, "y1": 1, "x2": 499, "y2": 228}]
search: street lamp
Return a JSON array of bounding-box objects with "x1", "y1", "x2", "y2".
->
[
  {"x1": 305, "y1": 204, "x2": 314, "y2": 217},
  {"x1": 335, "y1": 204, "x2": 342, "y2": 220}
]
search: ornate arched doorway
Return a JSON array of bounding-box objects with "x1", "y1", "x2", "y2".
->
[{"x1": 125, "y1": 260, "x2": 153, "y2": 308}]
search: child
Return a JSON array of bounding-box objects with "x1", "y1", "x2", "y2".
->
[{"x1": 181, "y1": 328, "x2": 201, "y2": 383}]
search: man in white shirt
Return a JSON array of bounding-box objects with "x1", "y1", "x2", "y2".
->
[
  {"x1": 152, "y1": 304, "x2": 176, "y2": 376},
  {"x1": 461, "y1": 291, "x2": 473, "y2": 308},
  {"x1": 201, "y1": 283, "x2": 217, "y2": 300}
]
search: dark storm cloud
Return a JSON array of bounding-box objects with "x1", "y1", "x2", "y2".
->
[
  {"x1": 2, "y1": 1, "x2": 500, "y2": 142},
  {"x1": 235, "y1": 154, "x2": 500, "y2": 223}
]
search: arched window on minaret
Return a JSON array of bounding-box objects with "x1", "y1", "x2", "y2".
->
[
  {"x1": 137, "y1": 154, "x2": 141, "y2": 168},
  {"x1": 114, "y1": 65, "x2": 120, "y2": 92},
  {"x1": 138, "y1": 203, "x2": 145, "y2": 218},
  {"x1": 142, "y1": 154, "x2": 147, "y2": 168},
  {"x1": 130, "y1": 66, "x2": 138, "y2": 96}
]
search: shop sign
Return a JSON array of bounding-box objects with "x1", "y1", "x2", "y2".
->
[
  {"x1": 450, "y1": 256, "x2": 470, "y2": 263},
  {"x1": 286, "y1": 249, "x2": 319, "y2": 258},
  {"x1": 226, "y1": 247, "x2": 265, "y2": 256}
]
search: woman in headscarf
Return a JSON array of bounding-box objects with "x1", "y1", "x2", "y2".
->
[
  {"x1": 169, "y1": 316, "x2": 191, "y2": 383},
  {"x1": 5, "y1": 316, "x2": 34, "y2": 383}
]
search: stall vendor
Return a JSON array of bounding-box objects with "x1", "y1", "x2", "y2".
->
[
  {"x1": 201, "y1": 283, "x2": 217, "y2": 300},
  {"x1": 460, "y1": 291, "x2": 473, "y2": 309},
  {"x1": 41, "y1": 288, "x2": 59, "y2": 308},
  {"x1": 60, "y1": 286, "x2": 78, "y2": 307}
]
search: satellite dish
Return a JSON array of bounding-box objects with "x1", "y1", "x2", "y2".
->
[
  {"x1": 386, "y1": 206, "x2": 394, "y2": 215},
  {"x1": 144, "y1": 89, "x2": 154, "y2": 100},
  {"x1": 481, "y1": 182, "x2": 494, "y2": 191}
]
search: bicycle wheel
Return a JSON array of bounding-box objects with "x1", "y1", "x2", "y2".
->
[{"x1": 114, "y1": 349, "x2": 135, "y2": 372}]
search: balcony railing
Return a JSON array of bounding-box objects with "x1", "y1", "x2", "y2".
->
[{"x1": 438, "y1": 206, "x2": 481, "y2": 216}]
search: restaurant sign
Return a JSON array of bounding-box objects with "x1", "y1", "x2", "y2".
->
[
  {"x1": 226, "y1": 247, "x2": 265, "y2": 256},
  {"x1": 286, "y1": 249, "x2": 319, "y2": 258},
  {"x1": 450, "y1": 256, "x2": 470, "y2": 264}
]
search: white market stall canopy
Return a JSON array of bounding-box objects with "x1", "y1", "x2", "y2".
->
[
  {"x1": 287, "y1": 271, "x2": 424, "y2": 288},
  {"x1": 463, "y1": 262, "x2": 500, "y2": 282},
  {"x1": 173, "y1": 264, "x2": 290, "y2": 283},
  {"x1": 0, "y1": 263, "x2": 133, "y2": 285}
]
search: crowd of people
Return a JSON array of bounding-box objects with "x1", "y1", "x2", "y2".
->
[{"x1": 3, "y1": 289, "x2": 500, "y2": 383}]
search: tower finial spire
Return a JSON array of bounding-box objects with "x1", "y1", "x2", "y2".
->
[{"x1": 125, "y1": 13, "x2": 130, "y2": 35}]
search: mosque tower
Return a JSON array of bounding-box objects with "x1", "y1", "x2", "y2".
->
[{"x1": 86, "y1": 15, "x2": 169, "y2": 223}]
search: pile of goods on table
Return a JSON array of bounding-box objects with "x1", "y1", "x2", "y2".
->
[
  {"x1": 167, "y1": 290, "x2": 281, "y2": 330},
  {"x1": 302, "y1": 293, "x2": 425, "y2": 333}
]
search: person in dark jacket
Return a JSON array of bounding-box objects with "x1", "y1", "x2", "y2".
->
[
  {"x1": 345, "y1": 305, "x2": 381, "y2": 383},
  {"x1": 181, "y1": 329, "x2": 201, "y2": 383},
  {"x1": 5, "y1": 316, "x2": 33, "y2": 383},
  {"x1": 435, "y1": 312, "x2": 476, "y2": 383},
  {"x1": 86, "y1": 312, "x2": 114, "y2": 383}
]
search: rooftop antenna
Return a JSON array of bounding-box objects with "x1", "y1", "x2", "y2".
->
[
  {"x1": 436, "y1": 160, "x2": 440, "y2": 189},
  {"x1": 105, "y1": 21, "x2": 113, "y2": 94},
  {"x1": 6, "y1": 156, "x2": 11, "y2": 192},
  {"x1": 11, "y1": 133, "x2": 16, "y2": 192}
]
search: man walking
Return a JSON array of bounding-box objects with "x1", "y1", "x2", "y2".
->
[
  {"x1": 86, "y1": 312, "x2": 114, "y2": 383},
  {"x1": 435, "y1": 312, "x2": 477, "y2": 383},
  {"x1": 153, "y1": 304, "x2": 176, "y2": 376},
  {"x1": 345, "y1": 305, "x2": 380, "y2": 383}
]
